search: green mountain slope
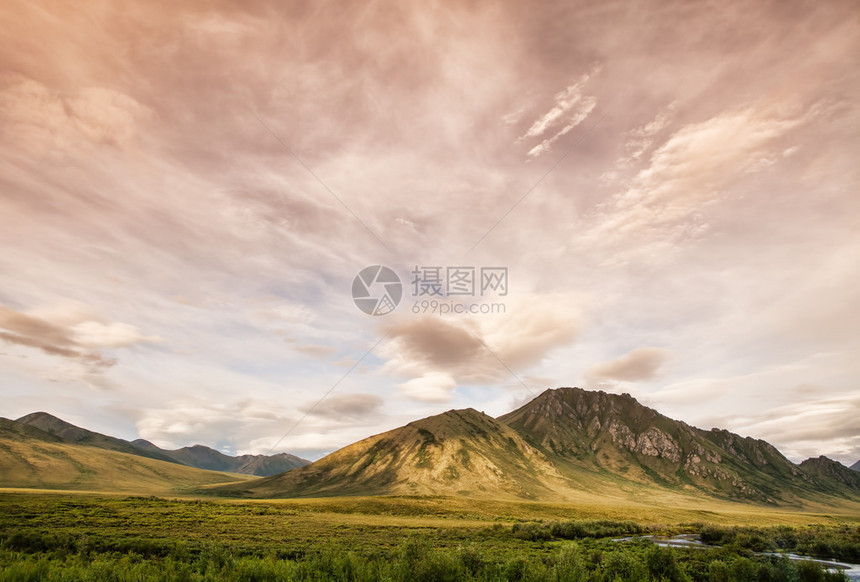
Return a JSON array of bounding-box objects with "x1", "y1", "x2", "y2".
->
[{"x1": 0, "y1": 418, "x2": 252, "y2": 493}]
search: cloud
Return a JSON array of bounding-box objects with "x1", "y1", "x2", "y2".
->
[
  {"x1": 136, "y1": 399, "x2": 289, "y2": 450},
  {"x1": 398, "y1": 372, "x2": 457, "y2": 403},
  {"x1": 586, "y1": 347, "x2": 670, "y2": 383},
  {"x1": 71, "y1": 321, "x2": 162, "y2": 348},
  {"x1": 501, "y1": 106, "x2": 526, "y2": 125},
  {"x1": 0, "y1": 75, "x2": 152, "y2": 155},
  {"x1": 718, "y1": 392, "x2": 860, "y2": 464},
  {"x1": 302, "y1": 393, "x2": 384, "y2": 419},
  {"x1": 582, "y1": 100, "x2": 816, "y2": 264},
  {"x1": 383, "y1": 316, "x2": 485, "y2": 377},
  {"x1": 478, "y1": 295, "x2": 583, "y2": 369},
  {"x1": 0, "y1": 304, "x2": 160, "y2": 373},
  {"x1": 288, "y1": 341, "x2": 337, "y2": 358},
  {"x1": 135, "y1": 394, "x2": 396, "y2": 459},
  {"x1": 620, "y1": 102, "x2": 677, "y2": 163},
  {"x1": 520, "y1": 69, "x2": 599, "y2": 157},
  {"x1": 381, "y1": 294, "x2": 583, "y2": 400}
]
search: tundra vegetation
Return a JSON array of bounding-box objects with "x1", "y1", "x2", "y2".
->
[{"x1": 1, "y1": 493, "x2": 857, "y2": 581}]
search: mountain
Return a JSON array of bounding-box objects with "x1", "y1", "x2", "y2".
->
[
  {"x1": 15, "y1": 412, "x2": 309, "y2": 477},
  {"x1": 851, "y1": 460, "x2": 860, "y2": 472},
  {"x1": 235, "y1": 452, "x2": 309, "y2": 476},
  {"x1": 17, "y1": 412, "x2": 177, "y2": 464},
  {"x1": 0, "y1": 416, "x2": 63, "y2": 444},
  {"x1": 132, "y1": 441, "x2": 308, "y2": 476},
  {"x1": 499, "y1": 388, "x2": 813, "y2": 503},
  {"x1": 0, "y1": 417, "x2": 252, "y2": 493},
  {"x1": 216, "y1": 408, "x2": 588, "y2": 499},
  {"x1": 215, "y1": 388, "x2": 859, "y2": 505},
  {"x1": 798, "y1": 456, "x2": 860, "y2": 491}
]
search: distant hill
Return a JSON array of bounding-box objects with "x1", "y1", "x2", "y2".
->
[
  {"x1": 15, "y1": 412, "x2": 308, "y2": 476},
  {"x1": 215, "y1": 387, "x2": 860, "y2": 506},
  {"x1": 131, "y1": 441, "x2": 308, "y2": 476},
  {"x1": 798, "y1": 456, "x2": 860, "y2": 491},
  {"x1": 851, "y1": 460, "x2": 860, "y2": 472},
  {"x1": 0, "y1": 417, "x2": 252, "y2": 493}
]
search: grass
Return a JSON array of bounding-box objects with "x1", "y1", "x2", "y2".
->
[{"x1": 0, "y1": 491, "x2": 858, "y2": 580}]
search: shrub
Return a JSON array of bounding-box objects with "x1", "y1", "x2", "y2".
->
[
  {"x1": 708, "y1": 559, "x2": 729, "y2": 582},
  {"x1": 730, "y1": 557, "x2": 757, "y2": 582},
  {"x1": 795, "y1": 560, "x2": 826, "y2": 582},
  {"x1": 512, "y1": 522, "x2": 551, "y2": 542},
  {"x1": 645, "y1": 546, "x2": 687, "y2": 582},
  {"x1": 603, "y1": 550, "x2": 648, "y2": 582},
  {"x1": 550, "y1": 520, "x2": 643, "y2": 540},
  {"x1": 457, "y1": 544, "x2": 484, "y2": 575}
]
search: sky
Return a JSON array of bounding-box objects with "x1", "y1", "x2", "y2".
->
[{"x1": 1, "y1": 0, "x2": 858, "y2": 465}]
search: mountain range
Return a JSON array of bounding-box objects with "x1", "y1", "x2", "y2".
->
[
  {"x1": 12, "y1": 411, "x2": 309, "y2": 476},
  {"x1": 0, "y1": 416, "x2": 252, "y2": 493},
  {"x1": 214, "y1": 388, "x2": 860, "y2": 506},
  {"x1": 2, "y1": 388, "x2": 858, "y2": 506}
]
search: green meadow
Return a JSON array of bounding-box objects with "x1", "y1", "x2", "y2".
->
[{"x1": 1, "y1": 491, "x2": 858, "y2": 581}]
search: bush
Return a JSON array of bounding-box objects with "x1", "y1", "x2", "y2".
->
[
  {"x1": 503, "y1": 556, "x2": 530, "y2": 581},
  {"x1": 603, "y1": 550, "x2": 648, "y2": 582},
  {"x1": 457, "y1": 544, "x2": 484, "y2": 575},
  {"x1": 553, "y1": 544, "x2": 587, "y2": 582},
  {"x1": 412, "y1": 552, "x2": 461, "y2": 582},
  {"x1": 796, "y1": 560, "x2": 826, "y2": 582},
  {"x1": 730, "y1": 557, "x2": 757, "y2": 582},
  {"x1": 708, "y1": 559, "x2": 730, "y2": 582},
  {"x1": 512, "y1": 522, "x2": 551, "y2": 542},
  {"x1": 645, "y1": 546, "x2": 687, "y2": 582},
  {"x1": 550, "y1": 520, "x2": 643, "y2": 540}
]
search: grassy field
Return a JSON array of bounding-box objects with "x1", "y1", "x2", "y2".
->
[{"x1": 0, "y1": 490, "x2": 858, "y2": 580}]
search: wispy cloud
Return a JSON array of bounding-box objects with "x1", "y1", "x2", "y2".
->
[
  {"x1": 580, "y1": 99, "x2": 818, "y2": 265},
  {"x1": 0, "y1": 75, "x2": 152, "y2": 155},
  {"x1": 519, "y1": 68, "x2": 599, "y2": 157}
]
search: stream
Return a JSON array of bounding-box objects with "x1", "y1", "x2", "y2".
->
[{"x1": 611, "y1": 534, "x2": 860, "y2": 581}]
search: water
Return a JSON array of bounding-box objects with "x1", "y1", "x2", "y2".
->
[{"x1": 610, "y1": 535, "x2": 860, "y2": 580}]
